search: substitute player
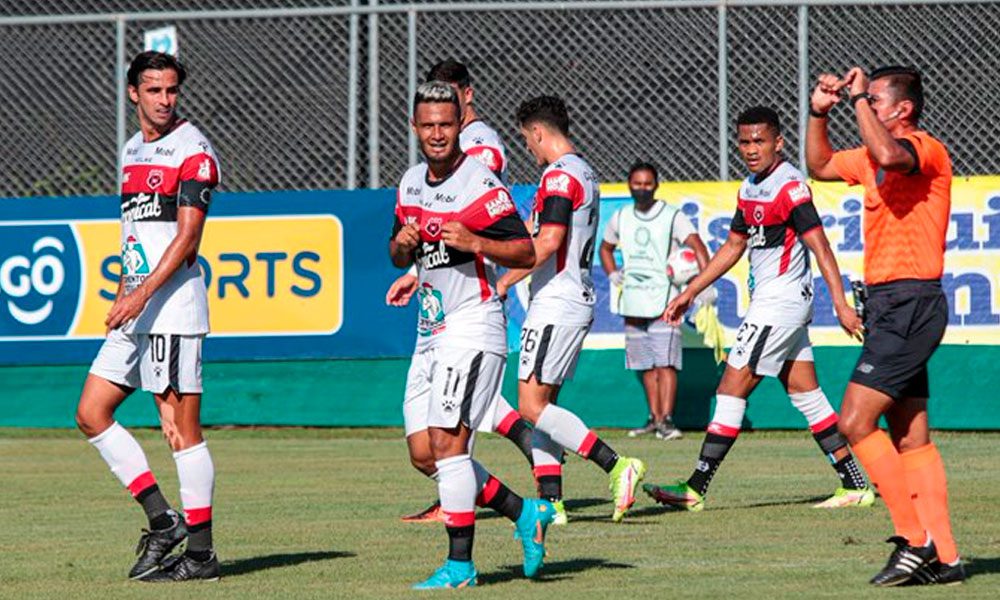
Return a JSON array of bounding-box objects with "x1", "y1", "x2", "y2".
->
[
  {"x1": 600, "y1": 160, "x2": 710, "y2": 440},
  {"x1": 807, "y1": 66, "x2": 961, "y2": 586},
  {"x1": 386, "y1": 59, "x2": 536, "y2": 524},
  {"x1": 391, "y1": 81, "x2": 553, "y2": 589},
  {"x1": 75, "y1": 51, "x2": 220, "y2": 582},
  {"x1": 497, "y1": 96, "x2": 646, "y2": 523},
  {"x1": 644, "y1": 106, "x2": 873, "y2": 512}
]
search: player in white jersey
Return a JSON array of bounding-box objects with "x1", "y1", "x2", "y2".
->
[
  {"x1": 385, "y1": 60, "x2": 537, "y2": 525},
  {"x1": 599, "y1": 161, "x2": 710, "y2": 441},
  {"x1": 74, "y1": 52, "x2": 221, "y2": 582},
  {"x1": 495, "y1": 96, "x2": 646, "y2": 523},
  {"x1": 392, "y1": 81, "x2": 555, "y2": 589},
  {"x1": 644, "y1": 106, "x2": 873, "y2": 512}
]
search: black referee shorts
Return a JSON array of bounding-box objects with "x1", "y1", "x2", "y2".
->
[{"x1": 850, "y1": 279, "x2": 948, "y2": 399}]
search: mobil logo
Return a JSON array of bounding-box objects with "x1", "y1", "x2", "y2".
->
[{"x1": 0, "y1": 224, "x2": 81, "y2": 335}]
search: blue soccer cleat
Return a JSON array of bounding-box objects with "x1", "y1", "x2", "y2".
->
[
  {"x1": 515, "y1": 498, "x2": 555, "y2": 578},
  {"x1": 412, "y1": 559, "x2": 477, "y2": 590}
]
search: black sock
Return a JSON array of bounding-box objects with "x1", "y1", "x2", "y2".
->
[
  {"x1": 686, "y1": 432, "x2": 738, "y2": 496},
  {"x1": 537, "y1": 475, "x2": 562, "y2": 502},
  {"x1": 481, "y1": 480, "x2": 524, "y2": 522},
  {"x1": 185, "y1": 520, "x2": 213, "y2": 560},
  {"x1": 446, "y1": 525, "x2": 474, "y2": 562},
  {"x1": 833, "y1": 455, "x2": 867, "y2": 490},
  {"x1": 586, "y1": 438, "x2": 619, "y2": 473},
  {"x1": 503, "y1": 418, "x2": 535, "y2": 467},
  {"x1": 135, "y1": 485, "x2": 172, "y2": 529}
]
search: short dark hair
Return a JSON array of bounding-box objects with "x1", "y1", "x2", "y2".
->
[
  {"x1": 871, "y1": 65, "x2": 924, "y2": 122},
  {"x1": 736, "y1": 106, "x2": 781, "y2": 135},
  {"x1": 412, "y1": 80, "x2": 461, "y2": 118},
  {"x1": 516, "y1": 96, "x2": 570, "y2": 135},
  {"x1": 628, "y1": 160, "x2": 658, "y2": 182},
  {"x1": 127, "y1": 51, "x2": 186, "y2": 88},
  {"x1": 426, "y1": 59, "x2": 471, "y2": 88}
]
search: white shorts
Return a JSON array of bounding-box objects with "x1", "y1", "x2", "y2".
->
[
  {"x1": 90, "y1": 329, "x2": 204, "y2": 394},
  {"x1": 402, "y1": 346, "x2": 506, "y2": 437},
  {"x1": 517, "y1": 319, "x2": 589, "y2": 385},
  {"x1": 625, "y1": 318, "x2": 683, "y2": 371},
  {"x1": 726, "y1": 321, "x2": 813, "y2": 377}
]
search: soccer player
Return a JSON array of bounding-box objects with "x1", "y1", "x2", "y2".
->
[
  {"x1": 496, "y1": 96, "x2": 647, "y2": 523},
  {"x1": 599, "y1": 160, "x2": 710, "y2": 440},
  {"x1": 74, "y1": 51, "x2": 221, "y2": 582},
  {"x1": 386, "y1": 59, "x2": 536, "y2": 524},
  {"x1": 643, "y1": 106, "x2": 874, "y2": 512},
  {"x1": 392, "y1": 81, "x2": 554, "y2": 589},
  {"x1": 807, "y1": 66, "x2": 961, "y2": 586}
]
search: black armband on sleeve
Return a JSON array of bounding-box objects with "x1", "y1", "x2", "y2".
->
[
  {"x1": 896, "y1": 138, "x2": 922, "y2": 176},
  {"x1": 178, "y1": 179, "x2": 213, "y2": 212},
  {"x1": 790, "y1": 201, "x2": 823, "y2": 235},
  {"x1": 730, "y1": 207, "x2": 749, "y2": 236},
  {"x1": 537, "y1": 196, "x2": 573, "y2": 227},
  {"x1": 479, "y1": 213, "x2": 530, "y2": 241}
]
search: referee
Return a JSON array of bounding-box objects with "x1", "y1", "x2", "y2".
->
[{"x1": 807, "y1": 65, "x2": 961, "y2": 587}]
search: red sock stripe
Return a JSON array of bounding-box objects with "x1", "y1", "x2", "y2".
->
[
  {"x1": 126, "y1": 471, "x2": 156, "y2": 497},
  {"x1": 495, "y1": 410, "x2": 520, "y2": 436},
  {"x1": 706, "y1": 422, "x2": 741, "y2": 438},
  {"x1": 185, "y1": 507, "x2": 212, "y2": 526},
  {"x1": 809, "y1": 413, "x2": 839, "y2": 434},
  {"x1": 533, "y1": 464, "x2": 563, "y2": 478},
  {"x1": 576, "y1": 431, "x2": 598, "y2": 457},
  {"x1": 477, "y1": 476, "x2": 501, "y2": 506},
  {"x1": 443, "y1": 510, "x2": 475, "y2": 528}
]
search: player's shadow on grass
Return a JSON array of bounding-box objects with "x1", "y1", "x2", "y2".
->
[
  {"x1": 480, "y1": 557, "x2": 634, "y2": 584},
  {"x1": 477, "y1": 497, "x2": 610, "y2": 521},
  {"x1": 968, "y1": 556, "x2": 1000, "y2": 579},
  {"x1": 223, "y1": 550, "x2": 355, "y2": 577}
]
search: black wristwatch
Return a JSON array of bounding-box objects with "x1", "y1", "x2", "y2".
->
[
  {"x1": 809, "y1": 107, "x2": 829, "y2": 118},
  {"x1": 850, "y1": 92, "x2": 872, "y2": 108}
]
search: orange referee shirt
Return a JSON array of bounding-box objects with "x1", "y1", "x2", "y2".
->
[{"x1": 830, "y1": 131, "x2": 951, "y2": 285}]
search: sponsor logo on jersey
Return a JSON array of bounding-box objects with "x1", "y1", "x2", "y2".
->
[
  {"x1": 154, "y1": 146, "x2": 176, "y2": 157},
  {"x1": 418, "y1": 240, "x2": 451, "y2": 270},
  {"x1": 405, "y1": 186, "x2": 422, "y2": 197},
  {"x1": 788, "y1": 182, "x2": 810, "y2": 203},
  {"x1": 545, "y1": 173, "x2": 571, "y2": 194},
  {"x1": 417, "y1": 283, "x2": 446, "y2": 337},
  {"x1": 433, "y1": 192, "x2": 457, "y2": 204},
  {"x1": 121, "y1": 192, "x2": 164, "y2": 222},
  {"x1": 0, "y1": 225, "x2": 81, "y2": 335},
  {"x1": 484, "y1": 191, "x2": 514, "y2": 218},
  {"x1": 121, "y1": 235, "x2": 150, "y2": 276},
  {"x1": 196, "y1": 159, "x2": 212, "y2": 182},
  {"x1": 475, "y1": 148, "x2": 498, "y2": 169}
]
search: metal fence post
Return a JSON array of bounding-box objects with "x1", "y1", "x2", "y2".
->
[
  {"x1": 407, "y1": 9, "x2": 418, "y2": 168},
  {"x1": 798, "y1": 3, "x2": 809, "y2": 172},
  {"x1": 717, "y1": 2, "x2": 728, "y2": 180},
  {"x1": 346, "y1": 0, "x2": 360, "y2": 189},
  {"x1": 115, "y1": 16, "x2": 127, "y2": 189},
  {"x1": 367, "y1": 0, "x2": 380, "y2": 188}
]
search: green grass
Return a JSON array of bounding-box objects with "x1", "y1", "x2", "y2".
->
[{"x1": 2, "y1": 428, "x2": 998, "y2": 599}]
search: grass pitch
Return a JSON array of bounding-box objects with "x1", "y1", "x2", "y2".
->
[{"x1": 2, "y1": 428, "x2": 998, "y2": 599}]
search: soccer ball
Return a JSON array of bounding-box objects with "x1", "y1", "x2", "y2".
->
[{"x1": 667, "y1": 247, "x2": 699, "y2": 286}]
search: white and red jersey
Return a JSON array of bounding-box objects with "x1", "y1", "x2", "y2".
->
[
  {"x1": 119, "y1": 120, "x2": 220, "y2": 334},
  {"x1": 394, "y1": 156, "x2": 529, "y2": 354},
  {"x1": 527, "y1": 153, "x2": 599, "y2": 327},
  {"x1": 460, "y1": 119, "x2": 508, "y2": 184},
  {"x1": 730, "y1": 161, "x2": 821, "y2": 327}
]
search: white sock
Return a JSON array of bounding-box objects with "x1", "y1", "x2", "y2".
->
[
  {"x1": 88, "y1": 421, "x2": 156, "y2": 496},
  {"x1": 531, "y1": 427, "x2": 563, "y2": 474},
  {"x1": 492, "y1": 395, "x2": 518, "y2": 430},
  {"x1": 789, "y1": 388, "x2": 836, "y2": 428},
  {"x1": 173, "y1": 441, "x2": 215, "y2": 526},
  {"x1": 535, "y1": 404, "x2": 592, "y2": 456},
  {"x1": 435, "y1": 454, "x2": 477, "y2": 526}
]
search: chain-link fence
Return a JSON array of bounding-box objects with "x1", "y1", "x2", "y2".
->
[{"x1": 2, "y1": 1, "x2": 999, "y2": 197}]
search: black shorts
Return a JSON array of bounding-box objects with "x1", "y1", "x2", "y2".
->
[{"x1": 850, "y1": 279, "x2": 948, "y2": 399}]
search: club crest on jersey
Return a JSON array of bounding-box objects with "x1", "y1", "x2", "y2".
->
[
  {"x1": 545, "y1": 173, "x2": 571, "y2": 193},
  {"x1": 485, "y1": 191, "x2": 514, "y2": 218},
  {"x1": 425, "y1": 217, "x2": 443, "y2": 237},
  {"x1": 146, "y1": 169, "x2": 164, "y2": 189},
  {"x1": 752, "y1": 204, "x2": 765, "y2": 224}
]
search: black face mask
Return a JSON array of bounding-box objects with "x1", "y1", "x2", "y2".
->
[{"x1": 631, "y1": 189, "x2": 655, "y2": 205}]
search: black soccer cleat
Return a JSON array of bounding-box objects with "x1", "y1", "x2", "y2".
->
[
  {"x1": 128, "y1": 511, "x2": 188, "y2": 580},
  {"x1": 907, "y1": 559, "x2": 966, "y2": 586},
  {"x1": 869, "y1": 536, "x2": 938, "y2": 587},
  {"x1": 140, "y1": 551, "x2": 221, "y2": 582}
]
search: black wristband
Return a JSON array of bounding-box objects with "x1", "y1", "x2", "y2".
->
[
  {"x1": 850, "y1": 92, "x2": 872, "y2": 108},
  {"x1": 809, "y1": 107, "x2": 829, "y2": 118}
]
